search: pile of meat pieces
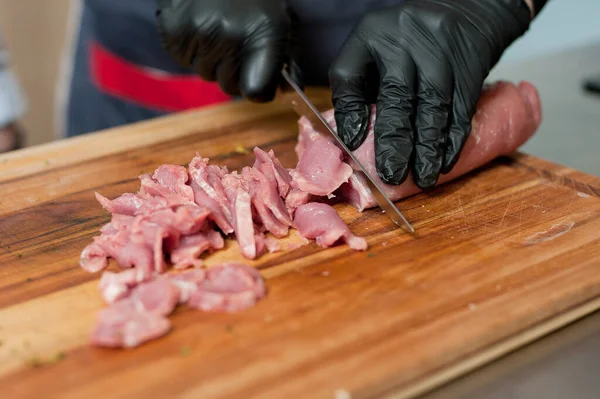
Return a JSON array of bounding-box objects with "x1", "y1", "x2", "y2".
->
[
  {"x1": 82, "y1": 148, "x2": 367, "y2": 348},
  {"x1": 81, "y1": 147, "x2": 367, "y2": 278}
]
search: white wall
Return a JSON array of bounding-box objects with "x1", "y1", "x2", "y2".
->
[{"x1": 498, "y1": 0, "x2": 600, "y2": 66}]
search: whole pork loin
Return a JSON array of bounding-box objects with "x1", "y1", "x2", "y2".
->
[{"x1": 296, "y1": 81, "x2": 542, "y2": 210}]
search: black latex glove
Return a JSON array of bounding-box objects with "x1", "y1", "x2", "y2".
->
[
  {"x1": 329, "y1": 0, "x2": 532, "y2": 188},
  {"x1": 155, "y1": 0, "x2": 302, "y2": 102}
]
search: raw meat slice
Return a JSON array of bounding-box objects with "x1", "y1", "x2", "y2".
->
[
  {"x1": 138, "y1": 174, "x2": 191, "y2": 206},
  {"x1": 152, "y1": 164, "x2": 195, "y2": 202},
  {"x1": 248, "y1": 192, "x2": 289, "y2": 238},
  {"x1": 188, "y1": 264, "x2": 266, "y2": 312},
  {"x1": 290, "y1": 137, "x2": 353, "y2": 197},
  {"x1": 188, "y1": 155, "x2": 232, "y2": 220},
  {"x1": 136, "y1": 205, "x2": 211, "y2": 236},
  {"x1": 249, "y1": 167, "x2": 293, "y2": 226},
  {"x1": 170, "y1": 269, "x2": 206, "y2": 303},
  {"x1": 131, "y1": 276, "x2": 180, "y2": 316},
  {"x1": 189, "y1": 180, "x2": 234, "y2": 234},
  {"x1": 91, "y1": 299, "x2": 171, "y2": 349},
  {"x1": 170, "y1": 230, "x2": 225, "y2": 269},
  {"x1": 93, "y1": 228, "x2": 155, "y2": 275},
  {"x1": 95, "y1": 192, "x2": 144, "y2": 216},
  {"x1": 232, "y1": 187, "x2": 258, "y2": 259},
  {"x1": 294, "y1": 203, "x2": 368, "y2": 251},
  {"x1": 241, "y1": 167, "x2": 290, "y2": 238},
  {"x1": 129, "y1": 220, "x2": 171, "y2": 273},
  {"x1": 80, "y1": 242, "x2": 109, "y2": 273},
  {"x1": 253, "y1": 147, "x2": 292, "y2": 197},
  {"x1": 296, "y1": 81, "x2": 542, "y2": 210}
]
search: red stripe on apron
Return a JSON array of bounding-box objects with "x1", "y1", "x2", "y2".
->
[{"x1": 90, "y1": 41, "x2": 231, "y2": 112}]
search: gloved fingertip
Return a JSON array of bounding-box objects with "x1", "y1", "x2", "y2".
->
[
  {"x1": 414, "y1": 170, "x2": 440, "y2": 189},
  {"x1": 441, "y1": 154, "x2": 457, "y2": 175},
  {"x1": 240, "y1": 50, "x2": 282, "y2": 103},
  {"x1": 334, "y1": 104, "x2": 369, "y2": 151},
  {"x1": 376, "y1": 162, "x2": 409, "y2": 186}
]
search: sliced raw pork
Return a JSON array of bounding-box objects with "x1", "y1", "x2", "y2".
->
[
  {"x1": 188, "y1": 263, "x2": 267, "y2": 312},
  {"x1": 294, "y1": 203, "x2": 368, "y2": 251},
  {"x1": 290, "y1": 137, "x2": 353, "y2": 197},
  {"x1": 170, "y1": 230, "x2": 225, "y2": 269},
  {"x1": 80, "y1": 242, "x2": 109, "y2": 273},
  {"x1": 91, "y1": 298, "x2": 172, "y2": 349},
  {"x1": 253, "y1": 147, "x2": 292, "y2": 197}
]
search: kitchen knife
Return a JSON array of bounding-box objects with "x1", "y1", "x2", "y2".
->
[{"x1": 280, "y1": 69, "x2": 415, "y2": 233}]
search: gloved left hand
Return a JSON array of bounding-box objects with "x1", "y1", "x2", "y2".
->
[{"x1": 329, "y1": 0, "x2": 532, "y2": 188}]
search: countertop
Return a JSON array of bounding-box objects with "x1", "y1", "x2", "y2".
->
[{"x1": 423, "y1": 42, "x2": 600, "y2": 399}]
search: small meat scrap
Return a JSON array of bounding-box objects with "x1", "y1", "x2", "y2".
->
[
  {"x1": 95, "y1": 192, "x2": 144, "y2": 216},
  {"x1": 253, "y1": 147, "x2": 292, "y2": 197},
  {"x1": 294, "y1": 203, "x2": 367, "y2": 251},
  {"x1": 80, "y1": 242, "x2": 108, "y2": 273},
  {"x1": 188, "y1": 264, "x2": 266, "y2": 313}
]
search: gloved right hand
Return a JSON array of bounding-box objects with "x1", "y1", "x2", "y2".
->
[{"x1": 155, "y1": 0, "x2": 302, "y2": 103}]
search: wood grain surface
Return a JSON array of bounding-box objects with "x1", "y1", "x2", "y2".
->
[{"x1": 0, "y1": 89, "x2": 599, "y2": 399}]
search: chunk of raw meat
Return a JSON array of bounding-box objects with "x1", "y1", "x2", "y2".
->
[
  {"x1": 170, "y1": 230, "x2": 225, "y2": 269},
  {"x1": 189, "y1": 180, "x2": 234, "y2": 234},
  {"x1": 241, "y1": 167, "x2": 291, "y2": 238},
  {"x1": 249, "y1": 167, "x2": 292, "y2": 226},
  {"x1": 188, "y1": 155, "x2": 232, "y2": 220},
  {"x1": 294, "y1": 203, "x2": 368, "y2": 251},
  {"x1": 138, "y1": 173, "x2": 191, "y2": 206},
  {"x1": 91, "y1": 299, "x2": 171, "y2": 349},
  {"x1": 92, "y1": 226, "x2": 155, "y2": 275},
  {"x1": 80, "y1": 242, "x2": 109, "y2": 273},
  {"x1": 253, "y1": 147, "x2": 292, "y2": 197},
  {"x1": 290, "y1": 137, "x2": 354, "y2": 197},
  {"x1": 130, "y1": 276, "x2": 180, "y2": 316},
  {"x1": 296, "y1": 81, "x2": 542, "y2": 210},
  {"x1": 188, "y1": 264, "x2": 266, "y2": 312}
]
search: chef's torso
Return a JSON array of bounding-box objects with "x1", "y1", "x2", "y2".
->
[{"x1": 64, "y1": 0, "x2": 405, "y2": 137}]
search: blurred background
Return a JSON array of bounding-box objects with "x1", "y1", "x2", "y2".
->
[
  {"x1": 0, "y1": 0, "x2": 599, "y2": 170},
  {"x1": 0, "y1": 0, "x2": 74, "y2": 146}
]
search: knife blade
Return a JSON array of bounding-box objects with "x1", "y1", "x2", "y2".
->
[{"x1": 280, "y1": 69, "x2": 415, "y2": 233}]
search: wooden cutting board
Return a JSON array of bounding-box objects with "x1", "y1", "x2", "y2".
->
[{"x1": 1, "y1": 89, "x2": 599, "y2": 399}]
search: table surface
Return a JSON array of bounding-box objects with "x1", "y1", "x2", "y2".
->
[{"x1": 422, "y1": 42, "x2": 600, "y2": 399}]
